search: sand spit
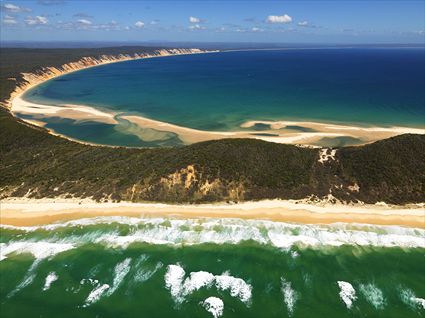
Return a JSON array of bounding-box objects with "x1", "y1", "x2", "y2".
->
[
  {"x1": 124, "y1": 116, "x2": 425, "y2": 146},
  {"x1": 11, "y1": 97, "x2": 425, "y2": 147},
  {"x1": 1, "y1": 198, "x2": 424, "y2": 228}
]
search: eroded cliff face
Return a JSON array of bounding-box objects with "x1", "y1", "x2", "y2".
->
[
  {"x1": 4, "y1": 48, "x2": 214, "y2": 109},
  {"x1": 122, "y1": 164, "x2": 246, "y2": 203}
]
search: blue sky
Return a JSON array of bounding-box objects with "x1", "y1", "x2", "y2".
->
[{"x1": 1, "y1": 0, "x2": 424, "y2": 43}]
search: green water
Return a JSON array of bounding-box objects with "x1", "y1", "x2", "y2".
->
[{"x1": 1, "y1": 217, "x2": 424, "y2": 317}]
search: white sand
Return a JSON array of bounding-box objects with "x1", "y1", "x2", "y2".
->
[
  {"x1": 1, "y1": 197, "x2": 424, "y2": 228},
  {"x1": 12, "y1": 95, "x2": 118, "y2": 124},
  {"x1": 11, "y1": 96, "x2": 425, "y2": 147}
]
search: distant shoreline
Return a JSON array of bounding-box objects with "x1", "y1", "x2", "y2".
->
[
  {"x1": 1, "y1": 197, "x2": 424, "y2": 228},
  {"x1": 10, "y1": 49, "x2": 425, "y2": 148}
]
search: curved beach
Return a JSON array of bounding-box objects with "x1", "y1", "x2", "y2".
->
[{"x1": 8, "y1": 49, "x2": 425, "y2": 148}]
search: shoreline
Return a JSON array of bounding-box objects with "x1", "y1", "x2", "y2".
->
[
  {"x1": 8, "y1": 49, "x2": 425, "y2": 148},
  {"x1": 12, "y1": 95, "x2": 425, "y2": 148},
  {"x1": 1, "y1": 198, "x2": 424, "y2": 228}
]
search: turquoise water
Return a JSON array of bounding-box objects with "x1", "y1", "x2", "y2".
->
[
  {"x1": 21, "y1": 48, "x2": 425, "y2": 147},
  {"x1": 1, "y1": 217, "x2": 424, "y2": 317}
]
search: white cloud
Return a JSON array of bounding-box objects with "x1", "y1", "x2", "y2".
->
[
  {"x1": 266, "y1": 14, "x2": 292, "y2": 24},
  {"x1": 56, "y1": 19, "x2": 128, "y2": 31},
  {"x1": 77, "y1": 19, "x2": 92, "y2": 25},
  {"x1": 25, "y1": 16, "x2": 48, "y2": 25},
  {"x1": 134, "y1": 21, "x2": 145, "y2": 28},
  {"x1": 297, "y1": 21, "x2": 309, "y2": 27},
  {"x1": 188, "y1": 23, "x2": 205, "y2": 30},
  {"x1": 91, "y1": 21, "x2": 120, "y2": 30},
  {"x1": 251, "y1": 27, "x2": 263, "y2": 32},
  {"x1": 38, "y1": 0, "x2": 66, "y2": 5},
  {"x1": 2, "y1": 15, "x2": 17, "y2": 25},
  {"x1": 189, "y1": 16, "x2": 200, "y2": 23},
  {"x1": 1, "y1": 3, "x2": 31, "y2": 13}
]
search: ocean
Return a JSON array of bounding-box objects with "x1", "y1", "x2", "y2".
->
[
  {"x1": 21, "y1": 48, "x2": 425, "y2": 147},
  {"x1": 1, "y1": 217, "x2": 424, "y2": 317}
]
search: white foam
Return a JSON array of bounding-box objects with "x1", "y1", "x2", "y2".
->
[
  {"x1": 281, "y1": 277, "x2": 298, "y2": 316},
  {"x1": 132, "y1": 255, "x2": 162, "y2": 283},
  {"x1": 83, "y1": 283, "x2": 110, "y2": 307},
  {"x1": 183, "y1": 271, "x2": 215, "y2": 295},
  {"x1": 0, "y1": 241, "x2": 75, "y2": 261},
  {"x1": 81, "y1": 258, "x2": 132, "y2": 306},
  {"x1": 43, "y1": 272, "x2": 58, "y2": 291},
  {"x1": 81, "y1": 278, "x2": 99, "y2": 286},
  {"x1": 359, "y1": 283, "x2": 385, "y2": 309},
  {"x1": 215, "y1": 272, "x2": 252, "y2": 305},
  {"x1": 2, "y1": 218, "x2": 424, "y2": 256},
  {"x1": 103, "y1": 219, "x2": 424, "y2": 249},
  {"x1": 165, "y1": 264, "x2": 186, "y2": 304},
  {"x1": 290, "y1": 251, "x2": 299, "y2": 259},
  {"x1": 337, "y1": 281, "x2": 357, "y2": 309},
  {"x1": 400, "y1": 287, "x2": 425, "y2": 310},
  {"x1": 416, "y1": 298, "x2": 425, "y2": 310},
  {"x1": 7, "y1": 260, "x2": 41, "y2": 298},
  {"x1": 201, "y1": 297, "x2": 224, "y2": 318},
  {"x1": 105, "y1": 258, "x2": 132, "y2": 297},
  {"x1": 164, "y1": 264, "x2": 252, "y2": 305}
]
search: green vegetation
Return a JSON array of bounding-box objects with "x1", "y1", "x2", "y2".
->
[
  {"x1": 338, "y1": 134, "x2": 425, "y2": 203},
  {"x1": 0, "y1": 47, "x2": 424, "y2": 204}
]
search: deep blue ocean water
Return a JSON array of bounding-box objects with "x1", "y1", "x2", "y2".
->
[{"x1": 22, "y1": 48, "x2": 425, "y2": 146}]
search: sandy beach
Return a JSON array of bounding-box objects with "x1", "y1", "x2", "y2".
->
[{"x1": 1, "y1": 197, "x2": 424, "y2": 228}]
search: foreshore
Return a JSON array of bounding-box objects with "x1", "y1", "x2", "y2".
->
[
  {"x1": 8, "y1": 49, "x2": 425, "y2": 147},
  {"x1": 1, "y1": 198, "x2": 424, "y2": 228}
]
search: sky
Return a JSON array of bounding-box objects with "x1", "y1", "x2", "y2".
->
[{"x1": 1, "y1": 0, "x2": 424, "y2": 44}]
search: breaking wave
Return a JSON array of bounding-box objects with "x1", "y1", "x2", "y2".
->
[
  {"x1": 164, "y1": 264, "x2": 252, "y2": 305},
  {"x1": 0, "y1": 241, "x2": 75, "y2": 261},
  {"x1": 359, "y1": 283, "x2": 386, "y2": 309},
  {"x1": 400, "y1": 287, "x2": 425, "y2": 310},
  {"x1": 281, "y1": 277, "x2": 298, "y2": 316},
  {"x1": 337, "y1": 281, "x2": 357, "y2": 309},
  {"x1": 82, "y1": 258, "x2": 132, "y2": 306},
  {"x1": 43, "y1": 272, "x2": 58, "y2": 291},
  {"x1": 1, "y1": 217, "x2": 424, "y2": 262},
  {"x1": 7, "y1": 260, "x2": 41, "y2": 298},
  {"x1": 201, "y1": 297, "x2": 224, "y2": 318}
]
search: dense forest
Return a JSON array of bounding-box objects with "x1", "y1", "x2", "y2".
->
[{"x1": 1, "y1": 47, "x2": 424, "y2": 204}]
